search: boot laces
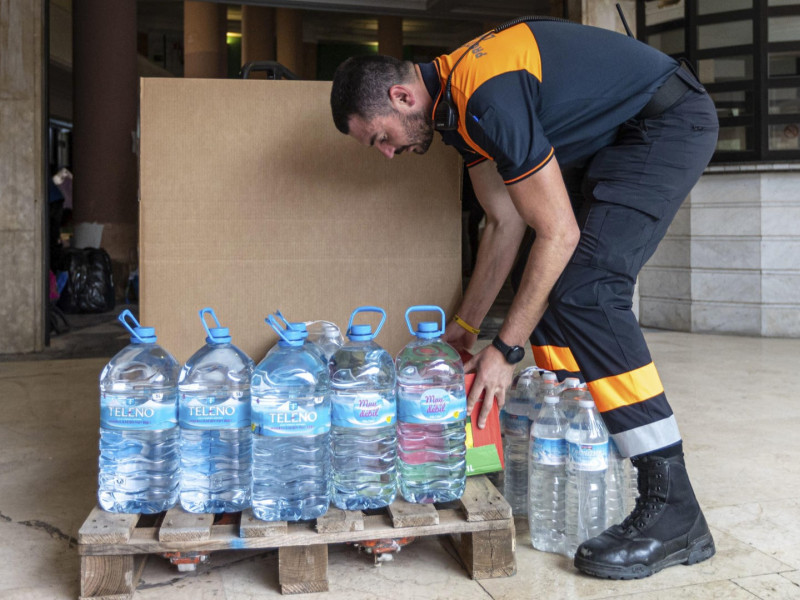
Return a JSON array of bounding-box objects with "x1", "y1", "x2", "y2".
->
[{"x1": 620, "y1": 461, "x2": 667, "y2": 534}]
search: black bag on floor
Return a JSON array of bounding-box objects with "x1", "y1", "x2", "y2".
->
[{"x1": 56, "y1": 248, "x2": 115, "y2": 314}]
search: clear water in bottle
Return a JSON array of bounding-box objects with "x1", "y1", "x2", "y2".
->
[
  {"x1": 565, "y1": 397, "x2": 608, "y2": 557},
  {"x1": 98, "y1": 310, "x2": 180, "y2": 513},
  {"x1": 605, "y1": 439, "x2": 639, "y2": 526},
  {"x1": 396, "y1": 306, "x2": 467, "y2": 504},
  {"x1": 178, "y1": 308, "x2": 253, "y2": 513},
  {"x1": 529, "y1": 391, "x2": 568, "y2": 553},
  {"x1": 531, "y1": 371, "x2": 558, "y2": 422},
  {"x1": 329, "y1": 307, "x2": 397, "y2": 510},
  {"x1": 501, "y1": 369, "x2": 540, "y2": 516},
  {"x1": 250, "y1": 315, "x2": 331, "y2": 521}
]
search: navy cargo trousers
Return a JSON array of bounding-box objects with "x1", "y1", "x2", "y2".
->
[{"x1": 516, "y1": 69, "x2": 719, "y2": 458}]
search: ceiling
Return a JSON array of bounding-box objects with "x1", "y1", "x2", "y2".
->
[{"x1": 137, "y1": 0, "x2": 559, "y2": 48}]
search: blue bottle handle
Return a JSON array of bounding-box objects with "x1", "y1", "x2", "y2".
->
[
  {"x1": 199, "y1": 306, "x2": 221, "y2": 335},
  {"x1": 275, "y1": 309, "x2": 310, "y2": 332},
  {"x1": 265, "y1": 314, "x2": 304, "y2": 346},
  {"x1": 199, "y1": 307, "x2": 231, "y2": 343},
  {"x1": 118, "y1": 309, "x2": 152, "y2": 343},
  {"x1": 404, "y1": 305, "x2": 446, "y2": 336},
  {"x1": 347, "y1": 306, "x2": 386, "y2": 340}
]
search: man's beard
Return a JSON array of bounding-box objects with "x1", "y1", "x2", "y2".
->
[{"x1": 397, "y1": 109, "x2": 434, "y2": 155}]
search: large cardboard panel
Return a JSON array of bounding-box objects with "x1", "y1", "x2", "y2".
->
[{"x1": 139, "y1": 78, "x2": 462, "y2": 363}]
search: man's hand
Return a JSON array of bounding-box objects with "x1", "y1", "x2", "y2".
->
[
  {"x1": 442, "y1": 320, "x2": 477, "y2": 353},
  {"x1": 464, "y1": 344, "x2": 515, "y2": 429}
]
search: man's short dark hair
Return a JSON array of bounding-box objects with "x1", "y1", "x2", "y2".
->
[{"x1": 330, "y1": 55, "x2": 415, "y2": 134}]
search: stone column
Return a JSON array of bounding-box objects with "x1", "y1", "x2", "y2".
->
[
  {"x1": 184, "y1": 1, "x2": 227, "y2": 78},
  {"x1": 0, "y1": 0, "x2": 44, "y2": 353},
  {"x1": 378, "y1": 16, "x2": 403, "y2": 59},
  {"x1": 242, "y1": 5, "x2": 275, "y2": 65},
  {"x1": 581, "y1": 0, "x2": 636, "y2": 34},
  {"x1": 72, "y1": 0, "x2": 138, "y2": 300},
  {"x1": 276, "y1": 8, "x2": 303, "y2": 77}
]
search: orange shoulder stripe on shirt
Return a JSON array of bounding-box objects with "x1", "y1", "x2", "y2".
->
[
  {"x1": 435, "y1": 24, "x2": 542, "y2": 159},
  {"x1": 531, "y1": 344, "x2": 580, "y2": 374},
  {"x1": 504, "y1": 147, "x2": 555, "y2": 184},
  {"x1": 586, "y1": 362, "x2": 665, "y2": 413}
]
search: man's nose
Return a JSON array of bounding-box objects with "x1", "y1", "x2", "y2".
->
[{"x1": 378, "y1": 145, "x2": 395, "y2": 159}]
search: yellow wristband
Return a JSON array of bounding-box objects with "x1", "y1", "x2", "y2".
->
[{"x1": 453, "y1": 314, "x2": 480, "y2": 335}]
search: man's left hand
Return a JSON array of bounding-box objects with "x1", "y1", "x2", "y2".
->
[{"x1": 464, "y1": 344, "x2": 515, "y2": 429}]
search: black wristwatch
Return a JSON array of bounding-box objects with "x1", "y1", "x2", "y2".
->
[{"x1": 491, "y1": 335, "x2": 525, "y2": 365}]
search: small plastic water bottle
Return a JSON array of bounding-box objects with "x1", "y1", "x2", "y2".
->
[
  {"x1": 396, "y1": 306, "x2": 467, "y2": 504},
  {"x1": 329, "y1": 307, "x2": 397, "y2": 510},
  {"x1": 531, "y1": 372, "x2": 559, "y2": 422},
  {"x1": 605, "y1": 439, "x2": 639, "y2": 526},
  {"x1": 501, "y1": 372, "x2": 536, "y2": 516},
  {"x1": 178, "y1": 308, "x2": 253, "y2": 513},
  {"x1": 529, "y1": 390, "x2": 568, "y2": 553},
  {"x1": 251, "y1": 315, "x2": 331, "y2": 521},
  {"x1": 98, "y1": 310, "x2": 180, "y2": 513},
  {"x1": 565, "y1": 397, "x2": 609, "y2": 557},
  {"x1": 559, "y1": 377, "x2": 583, "y2": 395},
  {"x1": 511, "y1": 367, "x2": 545, "y2": 416},
  {"x1": 560, "y1": 382, "x2": 589, "y2": 423}
]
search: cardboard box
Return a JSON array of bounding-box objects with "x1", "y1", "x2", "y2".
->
[{"x1": 139, "y1": 78, "x2": 463, "y2": 363}]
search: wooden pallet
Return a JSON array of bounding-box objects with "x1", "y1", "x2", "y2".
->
[{"x1": 78, "y1": 475, "x2": 515, "y2": 598}]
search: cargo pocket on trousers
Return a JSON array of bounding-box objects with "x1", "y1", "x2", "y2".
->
[{"x1": 574, "y1": 202, "x2": 657, "y2": 278}]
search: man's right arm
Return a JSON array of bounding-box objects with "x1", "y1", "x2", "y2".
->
[{"x1": 443, "y1": 161, "x2": 528, "y2": 350}]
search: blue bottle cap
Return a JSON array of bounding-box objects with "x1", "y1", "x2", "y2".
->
[
  {"x1": 416, "y1": 321, "x2": 440, "y2": 339},
  {"x1": 348, "y1": 323, "x2": 373, "y2": 341},
  {"x1": 207, "y1": 327, "x2": 231, "y2": 344},
  {"x1": 266, "y1": 314, "x2": 307, "y2": 347},
  {"x1": 134, "y1": 326, "x2": 157, "y2": 343}
]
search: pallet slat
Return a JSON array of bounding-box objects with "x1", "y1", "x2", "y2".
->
[
  {"x1": 78, "y1": 507, "x2": 140, "y2": 545},
  {"x1": 159, "y1": 506, "x2": 214, "y2": 542},
  {"x1": 239, "y1": 508, "x2": 288, "y2": 538},
  {"x1": 459, "y1": 476, "x2": 512, "y2": 522},
  {"x1": 387, "y1": 497, "x2": 439, "y2": 527},
  {"x1": 315, "y1": 507, "x2": 364, "y2": 533}
]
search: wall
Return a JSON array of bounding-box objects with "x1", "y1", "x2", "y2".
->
[
  {"x1": 639, "y1": 168, "x2": 800, "y2": 338},
  {"x1": 0, "y1": 0, "x2": 45, "y2": 354}
]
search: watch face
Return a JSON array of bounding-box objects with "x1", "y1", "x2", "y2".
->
[{"x1": 507, "y1": 346, "x2": 525, "y2": 364}]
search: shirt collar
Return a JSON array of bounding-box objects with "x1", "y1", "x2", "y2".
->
[{"x1": 419, "y1": 61, "x2": 443, "y2": 121}]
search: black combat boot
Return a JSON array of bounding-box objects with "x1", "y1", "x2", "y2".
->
[{"x1": 573, "y1": 450, "x2": 715, "y2": 579}]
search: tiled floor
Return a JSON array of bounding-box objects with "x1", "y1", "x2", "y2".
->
[{"x1": 1, "y1": 321, "x2": 799, "y2": 599}]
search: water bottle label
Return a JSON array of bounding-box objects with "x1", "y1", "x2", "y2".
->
[
  {"x1": 397, "y1": 387, "x2": 466, "y2": 424},
  {"x1": 180, "y1": 394, "x2": 250, "y2": 429},
  {"x1": 251, "y1": 397, "x2": 331, "y2": 436},
  {"x1": 533, "y1": 437, "x2": 567, "y2": 465},
  {"x1": 100, "y1": 394, "x2": 177, "y2": 430},
  {"x1": 568, "y1": 441, "x2": 609, "y2": 471},
  {"x1": 331, "y1": 393, "x2": 395, "y2": 428}
]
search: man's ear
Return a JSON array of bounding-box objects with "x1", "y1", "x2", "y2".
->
[{"x1": 388, "y1": 84, "x2": 416, "y2": 111}]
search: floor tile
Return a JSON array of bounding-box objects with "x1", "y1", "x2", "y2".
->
[
  {"x1": 706, "y1": 500, "x2": 800, "y2": 570},
  {"x1": 478, "y1": 522, "x2": 789, "y2": 600},
  {"x1": 733, "y1": 573, "x2": 800, "y2": 600}
]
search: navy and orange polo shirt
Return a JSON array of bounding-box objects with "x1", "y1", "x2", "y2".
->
[{"x1": 419, "y1": 20, "x2": 679, "y2": 185}]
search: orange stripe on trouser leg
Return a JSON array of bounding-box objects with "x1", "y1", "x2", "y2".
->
[
  {"x1": 586, "y1": 362, "x2": 665, "y2": 413},
  {"x1": 531, "y1": 345, "x2": 580, "y2": 373}
]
